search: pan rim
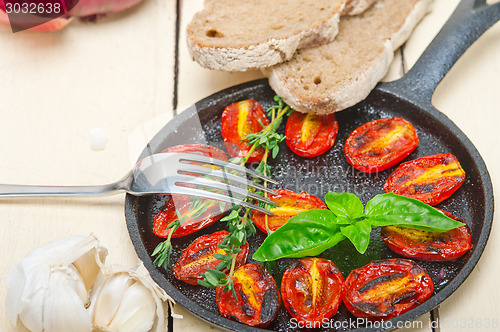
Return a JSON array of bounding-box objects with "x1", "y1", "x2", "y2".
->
[{"x1": 125, "y1": 78, "x2": 494, "y2": 332}]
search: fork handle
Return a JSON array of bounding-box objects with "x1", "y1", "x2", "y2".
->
[
  {"x1": 0, "y1": 183, "x2": 124, "y2": 197},
  {"x1": 0, "y1": 171, "x2": 133, "y2": 197}
]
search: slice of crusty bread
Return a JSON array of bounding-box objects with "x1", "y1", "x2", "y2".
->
[
  {"x1": 263, "y1": 0, "x2": 433, "y2": 114},
  {"x1": 186, "y1": 0, "x2": 346, "y2": 72},
  {"x1": 343, "y1": 0, "x2": 377, "y2": 15}
]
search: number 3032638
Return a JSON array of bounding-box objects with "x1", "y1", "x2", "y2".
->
[{"x1": 4, "y1": 2, "x2": 62, "y2": 14}]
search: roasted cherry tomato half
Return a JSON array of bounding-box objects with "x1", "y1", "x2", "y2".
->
[
  {"x1": 153, "y1": 195, "x2": 226, "y2": 238},
  {"x1": 281, "y1": 258, "x2": 344, "y2": 326},
  {"x1": 384, "y1": 153, "x2": 465, "y2": 205},
  {"x1": 343, "y1": 259, "x2": 433, "y2": 319},
  {"x1": 216, "y1": 263, "x2": 280, "y2": 327},
  {"x1": 173, "y1": 230, "x2": 249, "y2": 285},
  {"x1": 153, "y1": 144, "x2": 229, "y2": 238},
  {"x1": 162, "y1": 143, "x2": 228, "y2": 161},
  {"x1": 285, "y1": 112, "x2": 339, "y2": 157},
  {"x1": 381, "y1": 209, "x2": 472, "y2": 261},
  {"x1": 251, "y1": 189, "x2": 326, "y2": 233},
  {"x1": 344, "y1": 117, "x2": 419, "y2": 173},
  {"x1": 221, "y1": 99, "x2": 270, "y2": 163}
]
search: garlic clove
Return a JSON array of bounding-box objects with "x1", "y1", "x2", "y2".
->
[
  {"x1": 73, "y1": 247, "x2": 107, "y2": 293},
  {"x1": 90, "y1": 263, "x2": 173, "y2": 332},
  {"x1": 43, "y1": 268, "x2": 92, "y2": 332},
  {"x1": 18, "y1": 287, "x2": 45, "y2": 332},
  {"x1": 92, "y1": 273, "x2": 135, "y2": 327},
  {"x1": 107, "y1": 281, "x2": 156, "y2": 332}
]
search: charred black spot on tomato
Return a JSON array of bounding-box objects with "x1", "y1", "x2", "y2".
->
[
  {"x1": 241, "y1": 294, "x2": 256, "y2": 317},
  {"x1": 354, "y1": 134, "x2": 368, "y2": 149},
  {"x1": 376, "y1": 122, "x2": 390, "y2": 130},
  {"x1": 358, "y1": 273, "x2": 404, "y2": 293},
  {"x1": 355, "y1": 301, "x2": 386, "y2": 316},
  {"x1": 412, "y1": 183, "x2": 436, "y2": 193},
  {"x1": 261, "y1": 287, "x2": 281, "y2": 323},
  {"x1": 392, "y1": 291, "x2": 418, "y2": 305}
]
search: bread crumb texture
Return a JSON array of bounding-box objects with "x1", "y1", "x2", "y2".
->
[
  {"x1": 187, "y1": 0, "x2": 345, "y2": 71},
  {"x1": 265, "y1": 0, "x2": 433, "y2": 114},
  {"x1": 342, "y1": 0, "x2": 377, "y2": 15}
]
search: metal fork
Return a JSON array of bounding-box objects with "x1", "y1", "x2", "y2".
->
[{"x1": 0, "y1": 152, "x2": 277, "y2": 214}]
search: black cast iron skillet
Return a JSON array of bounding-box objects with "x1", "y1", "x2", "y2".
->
[{"x1": 126, "y1": 1, "x2": 498, "y2": 331}]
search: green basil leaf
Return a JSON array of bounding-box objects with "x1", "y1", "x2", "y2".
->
[
  {"x1": 325, "y1": 192, "x2": 364, "y2": 221},
  {"x1": 340, "y1": 220, "x2": 371, "y2": 254},
  {"x1": 365, "y1": 193, "x2": 465, "y2": 232},
  {"x1": 252, "y1": 209, "x2": 345, "y2": 261}
]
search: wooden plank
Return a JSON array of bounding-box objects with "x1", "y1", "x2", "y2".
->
[
  {"x1": 0, "y1": 0, "x2": 177, "y2": 330},
  {"x1": 429, "y1": 11, "x2": 500, "y2": 332}
]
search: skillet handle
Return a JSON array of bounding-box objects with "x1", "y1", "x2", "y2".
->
[{"x1": 380, "y1": 0, "x2": 500, "y2": 105}]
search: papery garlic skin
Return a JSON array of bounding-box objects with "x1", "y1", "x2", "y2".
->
[
  {"x1": 41, "y1": 267, "x2": 91, "y2": 332},
  {"x1": 90, "y1": 263, "x2": 172, "y2": 332},
  {"x1": 4, "y1": 235, "x2": 107, "y2": 332}
]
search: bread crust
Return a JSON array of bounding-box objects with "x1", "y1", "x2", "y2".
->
[
  {"x1": 342, "y1": 0, "x2": 377, "y2": 15},
  {"x1": 264, "y1": 0, "x2": 433, "y2": 114},
  {"x1": 186, "y1": 1, "x2": 345, "y2": 72}
]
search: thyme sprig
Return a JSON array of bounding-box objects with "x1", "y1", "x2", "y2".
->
[
  {"x1": 198, "y1": 96, "x2": 291, "y2": 296},
  {"x1": 152, "y1": 198, "x2": 217, "y2": 269},
  {"x1": 152, "y1": 96, "x2": 291, "y2": 299}
]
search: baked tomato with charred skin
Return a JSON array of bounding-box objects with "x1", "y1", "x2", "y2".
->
[
  {"x1": 216, "y1": 263, "x2": 280, "y2": 327},
  {"x1": 381, "y1": 209, "x2": 472, "y2": 261},
  {"x1": 153, "y1": 195, "x2": 226, "y2": 238},
  {"x1": 221, "y1": 99, "x2": 270, "y2": 163},
  {"x1": 281, "y1": 258, "x2": 344, "y2": 326},
  {"x1": 285, "y1": 112, "x2": 339, "y2": 157},
  {"x1": 344, "y1": 117, "x2": 419, "y2": 173},
  {"x1": 152, "y1": 144, "x2": 229, "y2": 238},
  {"x1": 384, "y1": 153, "x2": 466, "y2": 205},
  {"x1": 173, "y1": 230, "x2": 249, "y2": 285},
  {"x1": 251, "y1": 189, "x2": 327, "y2": 233},
  {"x1": 343, "y1": 259, "x2": 434, "y2": 319}
]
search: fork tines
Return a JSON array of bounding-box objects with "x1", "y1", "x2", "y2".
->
[{"x1": 175, "y1": 153, "x2": 277, "y2": 215}]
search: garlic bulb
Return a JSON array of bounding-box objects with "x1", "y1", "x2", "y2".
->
[
  {"x1": 90, "y1": 263, "x2": 172, "y2": 332},
  {"x1": 4, "y1": 235, "x2": 107, "y2": 332}
]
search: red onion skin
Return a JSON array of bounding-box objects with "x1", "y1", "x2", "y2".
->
[
  {"x1": 69, "y1": 0, "x2": 144, "y2": 17},
  {"x1": 0, "y1": 0, "x2": 143, "y2": 31}
]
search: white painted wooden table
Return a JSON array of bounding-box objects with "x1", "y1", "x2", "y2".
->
[{"x1": 1, "y1": 0, "x2": 499, "y2": 331}]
